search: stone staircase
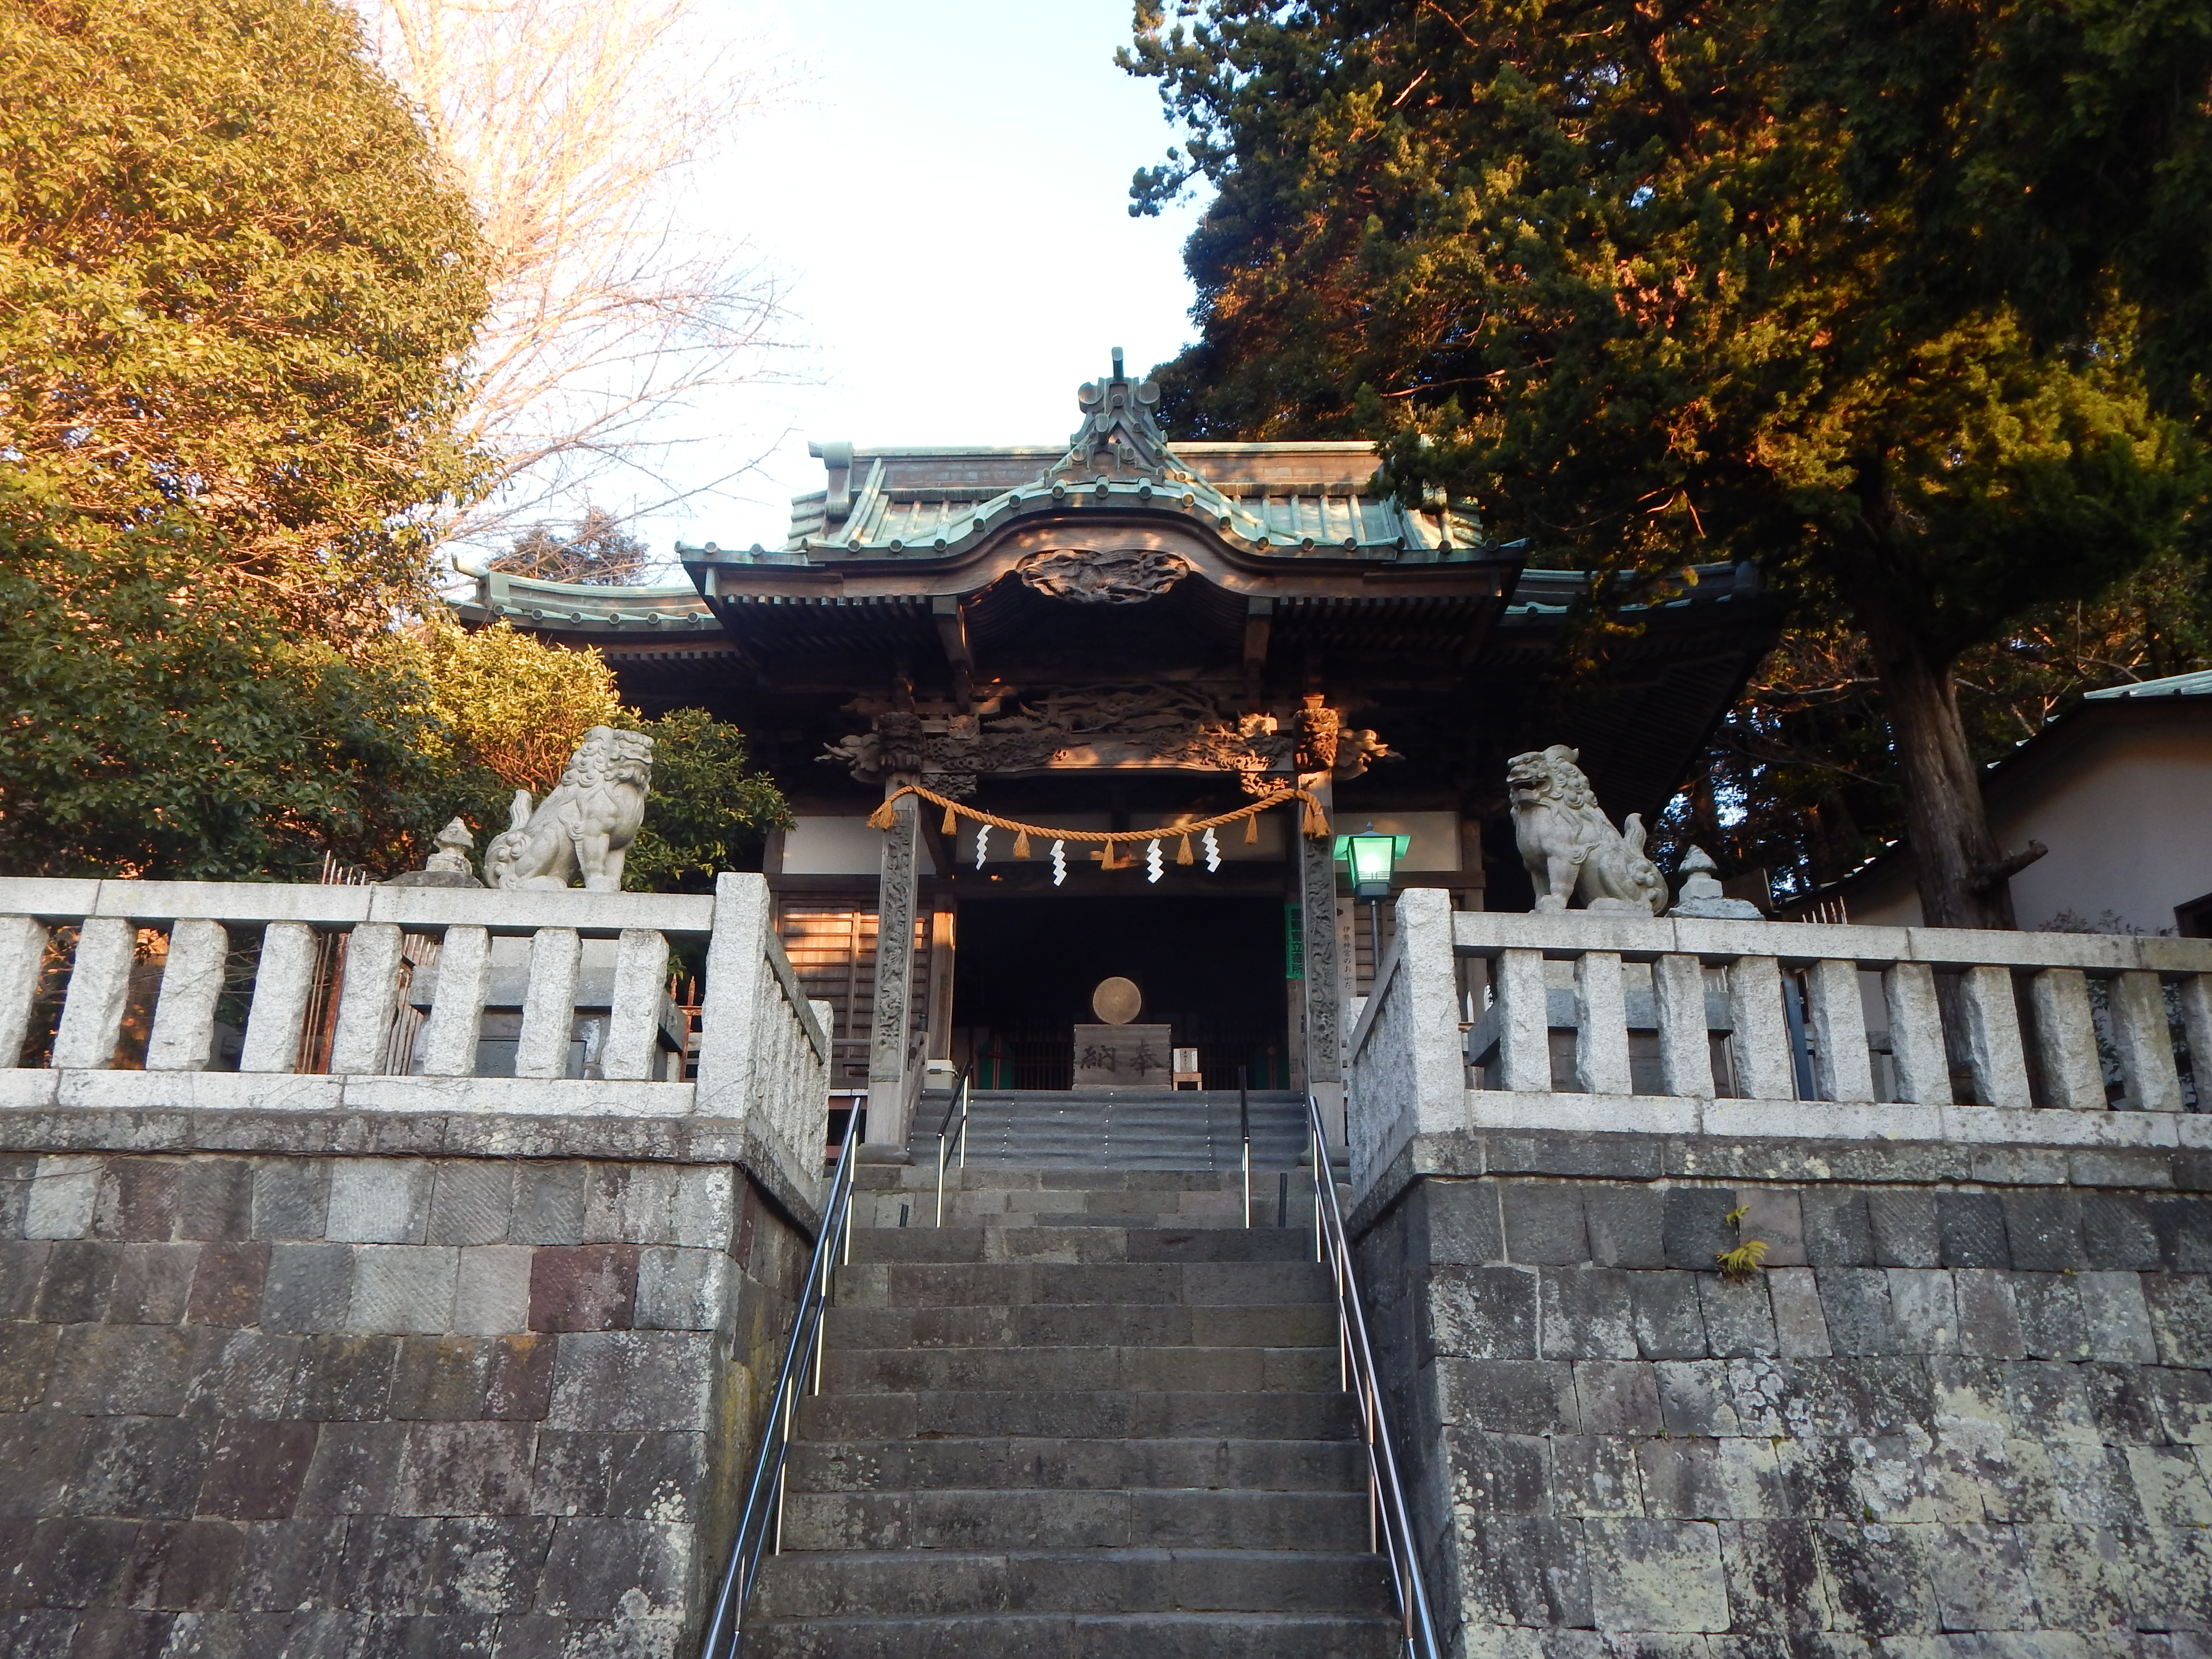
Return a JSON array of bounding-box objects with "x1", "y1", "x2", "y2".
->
[
  {"x1": 743, "y1": 1167, "x2": 1400, "y2": 1657},
  {"x1": 903, "y1": 1088, "x2": 1314, "y2": 1170}
]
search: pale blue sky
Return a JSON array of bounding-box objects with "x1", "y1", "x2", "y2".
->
[{"x1": 636, "y1": 0, "x2": 1206, "y2": 560}]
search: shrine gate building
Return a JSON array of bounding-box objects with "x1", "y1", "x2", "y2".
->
[{"x1": 453, "y1": 353, "x2": 1782, "y2": 1155}]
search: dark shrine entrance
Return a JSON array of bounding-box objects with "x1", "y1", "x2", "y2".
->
[{"x1": 950, "y1": 894, "x2": 1290, "y2": 1091}]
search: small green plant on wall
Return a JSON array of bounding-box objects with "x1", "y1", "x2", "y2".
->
[{"x1": 1714, "y1": 1202, "x2": 1769, "y2": 1283}]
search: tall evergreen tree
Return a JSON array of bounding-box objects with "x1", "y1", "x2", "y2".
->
[{"x1": 1125, "y1": 0, "x2": 2206, "y2": 927}]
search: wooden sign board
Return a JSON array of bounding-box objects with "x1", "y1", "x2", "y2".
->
[{"x1": 1071, "y1": 1023, "x2": 1175, "y2": 1087}]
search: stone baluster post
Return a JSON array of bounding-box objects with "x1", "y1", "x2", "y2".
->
[
  {"x1": 1804, "y1": 958, "x2": 1875, "y2": 1104},
  {"x1": 50, "y1": 916, "x2": 137, "y2": 1071},
  {"x1": 1652, "y1": 954, "x2": 1714, "y2": 1098},
  {"x1": 0, "y1": 914, "x2": 49, "y2": 1068},
  {"x1": 2109, "y1": 970, "x2": 2183, "y2": 1111},
  {"x1": 2030, "y1": 967, "x2": 2106, "y2": 1110},
  {"x1": 145, "y1": 918, "x2": 230, "y2": 1073},
  {"x1": 1573, "y1": 950, "x2": 1632, "y2": 1096}
]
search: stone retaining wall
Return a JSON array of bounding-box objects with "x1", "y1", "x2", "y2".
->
[
  {"x1": 1353, "y1": 1129, "x2": 2212, "y2": 1658},
  {"x1": 0, "y1": 1121, "x2": 808, "y2": 1657}
]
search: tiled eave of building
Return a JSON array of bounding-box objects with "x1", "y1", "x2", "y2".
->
[
  {"x1": 447, "y1": 561, "x2": 718, "y2": 639},
  {"x1": 444, "y1": 546, "x2": 1775, "y2": 647},
  {"x1": 766, "y1": 439, "x2": 1480, "y2": 563},
  {"x1": 695, "y1": 475, "x2": 1488, "y2": 572}
]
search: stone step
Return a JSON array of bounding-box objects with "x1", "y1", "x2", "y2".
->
[
  {"x1": 778, "y1": 1487, "x2": 1372, "y2": 1553},
  {"x1": 797, "y1": 1389, "x2": 1360, "y2": 1443},
  {"x1": 857, "y1": 1167, "x2": 1263, "y2": 1194},
  {"x1": 833, "y1": 1258, "x2": 1329, "y2": 1310},
  {"x1": 751, "y1": 1547, "x2": 1394, "y2": 1618},
  {"x1": 847, "y1": 1225, "x2": 1318, "y2": 1266},
  {"x1": 855, "y1": 1167, "x2": 1314, "y2": 1228},
  {"x1": 905, "y1": 1090, "x2": 1318, "y2": 1175},
  {"x1": 822, "y1": 1343, "x2": 1339, "y2": 1395},
  {"x1": 823, "y1": 1300, "x2": 1335, "y2": 1351},
  {"x1": 742, "y1": 1610, "x2": 1403, "y2": 1659},
  {"x1": 785, "y1": 1437, "x2": 1366, "y2": 1495}
]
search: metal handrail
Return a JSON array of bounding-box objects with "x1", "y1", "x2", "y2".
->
[
  {"x1": 935, "y1": 1069, "x2": 970, "y2": 1226},
  {"x1": 697, "y1": 1118, "x2": 862, "y2": 1659},
  {"x1": 1304, "y1": 1094, "x2": 1443, "y2": 1659},
  {"x1": 1238, "y1": 1067, "x2": 1251, "y2": 1228}
]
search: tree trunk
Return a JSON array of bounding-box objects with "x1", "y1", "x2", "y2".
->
[{"x1": 1857, "y1": 605, "x2": 2018, "y2": 930}]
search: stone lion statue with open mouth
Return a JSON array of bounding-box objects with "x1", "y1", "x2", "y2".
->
[
  {"x1": 1507, "y1": 744, "x2": 1668, "y2": 916},
  {"x1": 484, "y1": 726, "x2": 655, "y2": 892}
]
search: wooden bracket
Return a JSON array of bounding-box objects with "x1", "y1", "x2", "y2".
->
[
  {"x1": 933, "y1": 595, "x2": 975, "y2": 711},
  {"x1": 1243, "y1": 597, "x2": 1274, "y2": 705}
]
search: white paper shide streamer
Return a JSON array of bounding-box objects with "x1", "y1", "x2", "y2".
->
[
  {"x1": 1050, "y1": 839, "x2": 1066, "y2": 886},
  {"x1": 974, "y1": 823, "x2": 990, "y2": 870},
  {"x1": 1145, "y1": 838, "x2": 1164, "y2": 883},
  {"x1": 1202, "y1": 827, "x2": 1221, "y2": 873}
]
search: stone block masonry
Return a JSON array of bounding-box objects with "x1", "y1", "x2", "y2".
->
[
  {"x1": 0, "y1": 1133, "x2": 808, "y2": 1658},
  {"x1": 1351, "y1": 1129, "x2": 2212, "y2": 1659}
]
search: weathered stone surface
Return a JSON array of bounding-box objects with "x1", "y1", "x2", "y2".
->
[
  {"x1": 326, "y1": 1162, "x2": 434, "y2": 1246},
  {"x1": 350, "y1": 1246, "x2": 459, "y2": 1335},
  {"x1": 1575, "y1": 1361, "x2": 1664, "y2": 1435},
  {"x1": 1540, "y1": 1269, "x2": 1638, "y2": 1360},
  {"x1": 1663, "y1": 1189, "x2": 1739, "y2": 1271},
  {"x1": 1801, "y1": 1189, "x2": 1875, "y2": 1266},
  {"x1": 1366, "y1": 1146, "x2": 2211, "y2": 1653},
  {"x1": 388, "y1": 1337, "x2": 493, "y2": 1421},
  {"x1": 427, "y1": 1164, "x2": 516, "y2": 1248},
  {"x1": 512, "y1": 1165, "x2": 589, "y2": 1247},
  {"x1": 1697, "y1": 1275, "x2": 1778, "y2": 1358},
  {"x1": 528, "y1": 1245, "x2": 639, "y2": 1334},
  {"x1": 1436, "y1": 1359, "x2": 1581, "y2": 1436},
  {"x1": 1767, "y1": 1268, "x2": 1833, "y2": 1358},
  {"x1": 1584, "y1": 1184, "x2": 1667, "y2": 1270},
  {"x1": 1504, "y1": 1182, "x2": 1591, "y2": 1265},
  {"x1": 0, "y1": 1137, "x2": 798, "y2": 1649},
  {"x1": 545, "y1": 1332, "x2": 715, "y2": 1433},
  {"x1": 1630, "y1": 1273, "x2": 1710, "y2": 1360},
  {"x1": 1428, "y1": 1266, "x2": 1539, "y2": 1359}
]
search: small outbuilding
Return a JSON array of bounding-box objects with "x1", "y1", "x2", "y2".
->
[{"x1": 1816, "y1": 668, "x2": 2212, "y2": 935}]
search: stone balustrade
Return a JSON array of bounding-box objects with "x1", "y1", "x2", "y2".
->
[
  {"x1": 1349, "y1": 889, "x2": 2212, "y2": 1204},
  {"x1": 0, "y1": 872, "x2": 830, "y2": 1222}
]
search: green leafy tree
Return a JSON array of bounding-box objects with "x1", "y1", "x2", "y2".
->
[
  {"x1": 389, "y1": 624, "x2": 791, "y2": 892},
  {"x1": 397, "y1": 612, "x2": 624, "y2": 795},
  {"x1": 0, "y1": 0, "x2": 489, "y2": 631},
  {"x1": 0, "y1": 527, "x2": 449, "y2": 878},
  {"x1": 0, "y1": 0, "x2": 495, "y2": 879},
  {"x1": 1124, "y1": 0, "x2": 2204, "y2": 927},
  {"x1": 615, "y1": 708, "x2": 790, "y2": 894}
]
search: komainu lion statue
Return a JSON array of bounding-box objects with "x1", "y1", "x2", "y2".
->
[
  {"x1": 1507, "y1": 744, "x2": 1668, "y2": 916},
  {"x1": 483, "y1": 726, "x2": 655, "y2": 892}
]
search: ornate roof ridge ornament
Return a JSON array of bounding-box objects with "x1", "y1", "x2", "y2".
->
[{"x1": 1046, "y1": 348, "x2": 1191, "y2": 488}]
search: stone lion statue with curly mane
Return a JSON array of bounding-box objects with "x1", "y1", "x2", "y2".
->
[
  {"x1": 483, "y1": 726, "x2": 655, "y2": 892},
  {"x1": 1507, "y1": 744, "x2": 1668, "y2": 916}
]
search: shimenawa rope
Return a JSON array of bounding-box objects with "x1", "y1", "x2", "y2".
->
[{"x1": 865, "y1": 784, "x2": 1331, "y2": 864}]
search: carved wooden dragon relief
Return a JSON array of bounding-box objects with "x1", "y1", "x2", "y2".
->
[
  {"x1": 819, "y1": 683, "x2": 1390, "y2": 797},
  {"x1": 1014, "y1": 547, "x2": 1192, "y2": 604}
]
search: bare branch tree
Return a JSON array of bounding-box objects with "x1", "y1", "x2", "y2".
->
[{"x1": 356, "y1": 0, "x2": 803, "y2": 556}]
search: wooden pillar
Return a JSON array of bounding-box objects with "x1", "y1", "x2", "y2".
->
[
  {"x1": 925, "y1": 909, "x2": 956, "y2": 1063},
  {"x1": 865, "y1": 788, "x2": 919, "y2": 1154},
  {"x1": 1297, "y1": 781, "x2": 1346, "y2": 1150}
]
